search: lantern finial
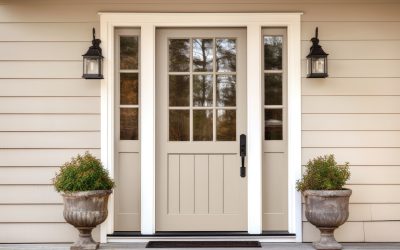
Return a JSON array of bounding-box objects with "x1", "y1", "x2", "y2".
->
[
  {"x1": 315, "y1": 27, "x2": 318, "y2": 39},
  {"x1": 92, "y1": 27, "x2": 96, "y2": 41}
]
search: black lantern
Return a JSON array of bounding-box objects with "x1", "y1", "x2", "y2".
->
[
  {"x1": 306, "y1": 27, "x2": 328, "y2": 78},
  {"x1": 82, "y1": 28, "x2": 104, "y2": 79}
]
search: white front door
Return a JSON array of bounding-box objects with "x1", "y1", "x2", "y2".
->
[{"x1": 155, "y1": 28, "x2": 247, "y2": 231}]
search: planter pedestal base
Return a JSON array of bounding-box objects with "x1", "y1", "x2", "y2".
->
[
  {"x1": 70, "y1": 227, "x2": 99, "y2": 250},
  {"x1": 313, "y1": 227, "x2": 342, "y2": 250}
]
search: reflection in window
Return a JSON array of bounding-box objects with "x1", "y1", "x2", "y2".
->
[
  {"x1": 120, "y1": 108, "x2": 138, "y2": 140},
  {"x1": 265, "y1": 74, "x2": 282, "y2": 105},
  {"x1": 120, "y1": 36, "x2": 138, "y2": 70},
  {"x1": 169, "y1": 39, "x2": 190, "y2": 72},
  {"x1": 169, "y1": 75, "x2": 190, "y2": 106},
  {"x1": 169, "y1": 110, "x2": 190, "y2": 141},
  {"x1": 193, "y1": 110, "x2": 213, "y2": 141},
  {"x1": 120, "y1": 73, "x2": 138, "y2": 105},
  {"x1": 264, "y1": 36, "x2": 282, "y2": 70},
  {"x1": 193, "y1": 39, "x2": 213, "y2": 72},
  {"x1": 216, "y1": 39, "x2": 236, "y2": 72},
  {"x1": 193, "y1": 75, "x2": 213, "y2": 107},
  {"x1": 217, "y1": 109, "x2": 236, "y2": 141},
  {"x1": 265, "y1": 109, "x2": 282, "y2": 140},
  {"x1": 216, "y1": 75, "x2": 236, "y2": 107}
]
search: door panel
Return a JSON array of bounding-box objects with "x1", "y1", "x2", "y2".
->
[{"x1": 156, "y1": 28, "x2": 247, "y2": 231}]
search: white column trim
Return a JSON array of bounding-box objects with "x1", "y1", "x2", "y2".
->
[{"x1": 99, "y1": 12, "x2": 303, "y2": 242}]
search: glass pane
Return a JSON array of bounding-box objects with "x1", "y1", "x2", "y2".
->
[
  {"x1": 169, "y1": 75, "x2": 190, "y2": 106},
  {"x1": 120, "y1": 36, "x2": 138, "y2": 70},
  {"x1": 264, "y1": 74, "x2": 282, "y2": 105},
  {"x1": 120, "y1": 73, "x2": 138, "y2": 105},
  {"x1": 120, "y1": 108, "x2": 138, "y2": 140},
  {"x1": 193, "y1": 75, "x2": 213, "y2": 107},
  {"x1": 216, "y1": 39, "x2": 236, "y2": 72},
  {"x1": 169, "y1": 110, "x2": 190, "y2": 141},
  {"x1": 193, "y1": 110, "x2": 213, "y2": 141},
  {"x1": 169, "y1": 39, "x2": 190, "y2": 72},
  {"x1": 264, "y1": 36, "x2": 282, "y2": 70},
  {"x1": 217, "y1": 109, "x2": 236, "y2": 141},
  {"x1": 193, "y1": 39, "x2": 213, "y2": 72},
  {"x1": 312, "y1": 57, "x2": 326, "y2": 73},
  {"x1": 216, "y1": 75, "x2": 236, "y2": 107},
  {"x1": 265, "y1": 109, "x2": 283, "y2": 140}
]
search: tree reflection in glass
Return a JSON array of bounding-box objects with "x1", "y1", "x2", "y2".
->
[
  {"x1": 264, "y1": 36, "x2": 282, "y2": 70},
  {"x1": 217, "y1": 109, "x2": 236, "y2": 141},
  {"x1": 120, "y1": 36, "x2": 138, "y2": 70},
  {"x1": 265, "y1": 74, "x2": 282, "y2": 105},
  {"x1": 193, "y1": 39, "x2": 213, "y2": 72},
  {"x1": 193, "y1": 110, "x2": 213, "y2": 141},
  {"x1": 120, "y1": 108, "x2": 138, "y2": 140},
  {"x1": 169, "y1": 39, "x2": 190, "y2": 72},
  {"x1": 120, "y1": 73, "x2": 138, "y2": 105},
  {"x1": 193, "y1": 75, "x2": 213, "y2": 107},
  {"x1": 216, "y1": 39, "x2": 236, "y2": 72},
  {"x1": 169, "y1": 75, "x2": 190, "y2": 106},
  {"x1": 216, "y1": 75, "x2": 236, "y2": 107},
  {"x1": 265, "y1": 109, "x2": 283, "y2": 140},
  {"x1": 169, "y1": 110, "x2": 190, "y2": 141}
]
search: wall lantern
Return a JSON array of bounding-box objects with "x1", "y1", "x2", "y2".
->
[
  {"x1": 306, "y1": 27, "x2": 328, "y2": 78},
  {"x1": 82, "y1": 28, "x2": 104, "y2": 79}
]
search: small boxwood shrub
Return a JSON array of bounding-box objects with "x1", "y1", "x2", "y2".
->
[
  {"x1": 53, "y1": 152, "x2": 114, "y2": 192},
  {"x1": 296, "y1": 154, "x2": 350, "y2": 192}
]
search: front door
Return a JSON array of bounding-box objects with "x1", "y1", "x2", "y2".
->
[{"x1": 156, "y1": 28, "x2": 247, "y2": 231}]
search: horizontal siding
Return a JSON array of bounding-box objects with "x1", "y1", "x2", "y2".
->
[
  {"x1": 0, "y1": 149, "x2": 100, "y2": 166},
  {"x1": 0, "y1": 114, "x2": 100, "y2": 131},
  {"x1": 0, "y1": 132, "x2": 100, "y2": 148},
  {"x1": 0, "y1": 79, "x2": 99, "y2": 97},
  {"x1": 0, "y1": 185, "x2": 61, "y2": 204},
  {"x1": 0, "y1": 97, "x2": 100, "y2": 114},
  {"x1": 0, "y1": 204, "x2": 64, "y2": 222},
  {"x1": 0, "y1": 167, "x2": 58, "y2": 184},
  {"x1": 0, "y1": 61, "x2": 82, "y2": 78}
]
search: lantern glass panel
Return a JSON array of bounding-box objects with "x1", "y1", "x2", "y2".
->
[
  {"x1": 84, "y1": 57, "x2": 100, "y2": 75},
  {"x1": 312, "y1": 57, "x2": 325, "y2": 74}
]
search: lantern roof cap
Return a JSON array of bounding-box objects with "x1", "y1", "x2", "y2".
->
[
  {"x1": 82, "y1": 28, "x2": 104, "y2": 58},
  {"x1": 306, "y1": 27, "x2": 328, "y2": 58}
]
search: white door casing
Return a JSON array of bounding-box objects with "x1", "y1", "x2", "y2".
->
[{"x1": 99, "y1": 13, "x2": 302, "y2": 242}]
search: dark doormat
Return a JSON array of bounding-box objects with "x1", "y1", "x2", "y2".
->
[{"x1": 146, "y1": 241, "x2": 261, "y2": 248}]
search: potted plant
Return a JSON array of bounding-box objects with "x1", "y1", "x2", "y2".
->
[
  {"x1": 53, "y1": 152, "x2": 115, "y2": 250},
  {"x1": 296, "y1": 154, "x2": 351, "y2": 250}
]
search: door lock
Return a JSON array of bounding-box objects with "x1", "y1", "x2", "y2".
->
[{"x1": 240, "y1": 134, "x2": 246, "y2": 178}]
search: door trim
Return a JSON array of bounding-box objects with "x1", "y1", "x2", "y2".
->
[{"x1": 99, "y1": 12, "x2": 303, "y2": 242}]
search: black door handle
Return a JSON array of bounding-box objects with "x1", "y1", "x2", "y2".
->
[{"x1": 240, "y1": 134, "x2": 246, "y2": 177}]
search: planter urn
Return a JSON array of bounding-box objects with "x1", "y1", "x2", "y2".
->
[
  {"x1": 304, "y1": 189, "x2": 352, "y2": 250},
  {"x1": 62, "y1": 190, "x2": 112, "y2": 250}
]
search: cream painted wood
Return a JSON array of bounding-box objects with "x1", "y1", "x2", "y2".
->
[
  {"x1": 0, "y1": 185, "x2": 61, "y2": 204},
  {"x1": 0, "y1": 79, "x2": 99, "y2": 97},
  {"x1": 0, "y1": 167, "x2": 59, "y2": 184},
  {"x1": 370, "y1": 204, "x2": 400, "y2": 221},
  {"x1": 0, "y1": 114, "x2": 100, "y2": 132},
  {"x1": 303, "y1": 96, "x2": 400, "y2": 114},
  {"x1": 113, "y1": 28, "x2": 141, "y2": 231},
  {"x1": 303, "y1": 131, "x2": 400, "y2": 148},
  {"x1": 302, "y1": 114, "x2": 400, "y2": 131},
  {"x1": 0, "y1": 97, "x2": 99, "y2": 114},
  {"x1": 156, "y1": 28, "x2": 247, "y2": 231},
  {"x1": 302, "y1": 78, "x2": 400, "y2": 96},
  {"x1": 348, "y1": 166, "x2": 400, "y2": 185},
  {"x1": 347, "y1": 185, "x2": 400, "y2": 203},
  {"x1": 262, "y1": 28, "x2": 288, "y2": 231},
  {"x1": 364, "y1": 222, "x2": 400, "y2": 242},
  {"x1": 0, "y1": 61, "x2": 82, "y2": 78},
  {"x1": 0, "y1": 204, "x2": 64, "y2": 222},
  {"x1": 0, "y1": 132, "x2": 99, "y2": 148},
  {"x1": 0, "y1": 223, "x2": 98, "y2": 243},
  {"x1": 0, "y1": 149, "x2": 100, "y2": 167}
]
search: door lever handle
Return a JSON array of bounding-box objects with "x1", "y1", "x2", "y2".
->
[{"x1": 240, "y1": 134, "x2": 246, "y2": 177}]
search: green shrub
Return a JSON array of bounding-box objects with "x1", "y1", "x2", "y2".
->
[
  {"x1": 296, "y1": 154, "x2": 350, "y2": 192},
  {"x1": 53, "y1": 152, "x2": 114, "y2": 192}
]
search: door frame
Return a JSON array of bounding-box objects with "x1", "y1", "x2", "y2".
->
[{"x1": 99, "y1": 12, "x2": 302, "y2": 242}]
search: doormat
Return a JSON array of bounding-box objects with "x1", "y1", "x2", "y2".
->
[{"x1": 146, "y1": 241, "x2": 261, "y2": 248}]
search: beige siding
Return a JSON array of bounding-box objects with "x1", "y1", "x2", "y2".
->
[{"x1": 0, "y1": 0, "x2": 398, "y2": 243}]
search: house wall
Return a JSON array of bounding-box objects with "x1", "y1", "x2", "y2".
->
[{"x1": 0, "y1": 0, "x2": 399, "y2": 243}]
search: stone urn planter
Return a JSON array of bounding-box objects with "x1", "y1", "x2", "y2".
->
[
  {"x1": 62, "y1": 190, "x2": 112, "y2": 250},
  {"x1": 304, "y1": 189, "x2": 352, "y2": 250}
]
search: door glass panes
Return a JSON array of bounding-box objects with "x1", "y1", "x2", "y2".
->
[
  {"x1": 169, "y1": 39, "x2": 190, "y2": 72},
  {"x1": 264, "y1": 35, "x2": 284, "y2": 140},
  {"x1": 119, "y1": 35, "x2": 139, "y2": 140},
  {"x1": 168, "y1": 37, "x2": 237, "y2": 141}
]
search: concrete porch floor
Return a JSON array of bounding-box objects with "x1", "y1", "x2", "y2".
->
[{"x1": 1, "y1": 243, "x2": 400, "y2": 250}]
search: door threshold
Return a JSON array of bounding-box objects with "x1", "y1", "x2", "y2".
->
[{"x1": 107, "y1": 231, "x2": 297, "y2": 243}]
